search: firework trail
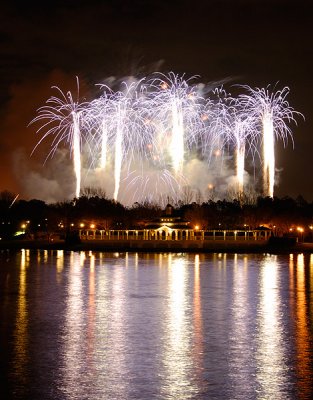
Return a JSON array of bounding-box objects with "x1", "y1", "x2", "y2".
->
[
  {"x1": 31, "y1": 79, "x2": 88, "y2": 198},
  {"x1": 228, "y1": 99, "x2": 256, "y2": 195},
  {"x1": 262, "y1": 111, "x2": 275, "y2": 197},
  {"x1": 111, "y1": 80, "x2": 147, "y2": 200},
  {"x1": 146, "y1": 73, "x2": 207, "y2": 176},
  {"x1": 86, "y1": 87, "x2": 114, "y2": 170},
  {"x1": 31, "y1": 75, "x2": 301, "y2": 203},
  {"x1": 238, "y1": 85, "x2": 301, "y2": 197},
  {"x1": 204, "y1": 88, "x2": 231, "y2": 163},
  {"x1": 113, "y1": 102, "x2": 125, "y2": 200},
  {"x1": 170, "y1": 97, "x2": 184, "y2": 173},
  {"x1": 72, "y1": 111, "x2": 82, "y2": 197},
  {"x1": 9, "y1": 194, "x2": 19, "y2": 208}
]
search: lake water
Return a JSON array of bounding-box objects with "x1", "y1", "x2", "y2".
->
[{"x1": 0, "y1": 250, "x2": 313, "y2": 400}]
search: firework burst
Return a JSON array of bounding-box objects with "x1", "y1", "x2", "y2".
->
[
  {"x1": 238, "y1": 85, "x2": 302, "y2": 197},
  {"x1": 31, "y1": 79, "x2": 88, "y2": 198},
  {"x1": 31, "y1": 75, "x2": 301, "y2": 203}
]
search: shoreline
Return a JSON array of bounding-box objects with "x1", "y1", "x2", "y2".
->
[{"x1": 1, "y1": 239, "x2": 313, "y2": 254}]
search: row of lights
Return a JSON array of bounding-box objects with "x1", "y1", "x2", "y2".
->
[
  {"x1": 193, "y1": 224, "x2": 313, "y2": 233},
  {"x1": 21, "y1": 221, "x2": 97, "y2": 230},
  {"x1": 289, "y1": 226, "x2": 312, "y2": 233},
  {"x1": 193, "y1": 224, "x2": 252, "y2": 230},
  {"x1": 79, "y1": 223, "x2": 95, "y2": 229},
  {"x1": 60, "y1": 222, "x2": 96, "y2": 229},
  {"x1": 18, "y1": 221, "x2": 313, "y2": 233}
]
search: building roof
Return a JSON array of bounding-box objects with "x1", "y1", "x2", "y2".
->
[
  {"x1": 144, "y1": 203, "x2": 191, "y2": 229},
  {"x1": 145, "y1": 223, "x2": 192, "y2": 230}
]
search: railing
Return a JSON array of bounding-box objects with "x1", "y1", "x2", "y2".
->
[{"x1": 79, "y1": 229, "x2": 271, "y2": 241}]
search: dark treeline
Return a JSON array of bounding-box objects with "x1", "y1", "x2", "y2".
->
[{"x1": 1, "y1": 190, "x2": 313, "y2": 240}]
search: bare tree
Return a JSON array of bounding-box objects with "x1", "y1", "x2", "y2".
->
[
  {"x1": 180, "y1": 185, "x2": 194, "y2": 205},
  {"x1": 80, "y1": 187, "x2": 107, "y2": 199}
]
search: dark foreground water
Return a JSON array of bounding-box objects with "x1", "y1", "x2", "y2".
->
[{"x1": 0, "y1": 250, "x2": 313, "y2": 400}]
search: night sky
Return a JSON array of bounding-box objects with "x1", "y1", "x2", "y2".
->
[{"x1": 0, "y1": 0, "x2": 312, "y2": 202}]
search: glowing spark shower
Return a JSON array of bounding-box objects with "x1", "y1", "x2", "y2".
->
[
  {"x1": 263, "y1": 112, "x2": 275, "y2": 197},
  {"x1": 212, "y1": 89, "x2": 256, "y2": 196},
  {"x1": 31, "y1": 79, "x2": 88, "y2": 198},
  {"x1": 72, "y1": 111, "x2": 82, "y2": 198},
  {"x1": 31, "y1": 74, "x2": 301, "y2": 204},
  {"x1": 238, "y1": 85, "x2": 302, "y2": 197}
]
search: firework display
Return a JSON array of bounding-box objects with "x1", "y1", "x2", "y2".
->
[
  {"x1": 31, "y1": 73, "x2": 301, "y2": 204},
  {"x1": 237, "y1": 86, "x2": 298, "y2": 198}
]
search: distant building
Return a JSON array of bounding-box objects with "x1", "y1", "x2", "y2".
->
[
  {"x1": 144, "y1": 204, "x2": 194, "y2": 240},
  {"x1": 78, "y1": 203, "x2": 271, "y2": 242}
]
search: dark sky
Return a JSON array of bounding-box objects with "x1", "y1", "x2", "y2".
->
[{"x1": 0, "y1": 0, "x2": 312, "y2": 201}]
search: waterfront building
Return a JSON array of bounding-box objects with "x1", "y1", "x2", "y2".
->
[
  {"x1": 144, "y1": 203, "x2": 194, "y2": 240},
  {"x1": 78, "y1": 203, "x2": 272, "y2": 242}
]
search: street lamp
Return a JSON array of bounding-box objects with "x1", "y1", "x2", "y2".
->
[{"x1": 297, "y1": 227, "x2": 304, "y2": 242}]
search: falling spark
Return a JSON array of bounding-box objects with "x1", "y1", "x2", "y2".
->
[
  {"x1": 9, "y1": 194, "x2": 19, "y2": 208},
  {"x1": 72, "y1": 111, "x2": 82, "y2": 198},
  {"x1": 31, "y1": 78, "x2": 87, "y2": 198},
  {"x1": 238, "y1": 85, "x2": 302, "y2": 197},
  {"x1": 262, "y1": 111, "x2": 275, "y2": 197},
  {"x1": 31, "y1": 75, "x2": 301, "y2": 203}
]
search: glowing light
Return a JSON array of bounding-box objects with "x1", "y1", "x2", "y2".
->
[
  {"x1": 256, "y1": 255, "x2": 288, "y2": 397},
  {"x1": 31, "y1": 78, "x2": 88, "y2": 198},
  {"x1": 32, "y1": 75, "x2": 301, "y2": 203},
  {"x1": 238, "y1": 85, "x2": 302, "y2": 197},
  {"x1": 170, "y1": 97, "x2": 184, "y2": 173}
]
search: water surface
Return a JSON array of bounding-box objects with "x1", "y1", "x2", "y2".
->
[{"x1": 1, "y1": 250, "x2": 313, "y2": 399}]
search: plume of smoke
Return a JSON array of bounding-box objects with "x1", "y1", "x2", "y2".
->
[
  {"x1": 28, "y1": 74, "x2": 301, "y2": 205},
  {"x1": 13, "y1": 148, "x2": 76, "y2": 203}
]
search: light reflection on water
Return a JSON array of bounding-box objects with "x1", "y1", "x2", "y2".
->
[
  {"x1": 62, "y1": 253, "x2": 84, "y2": 398},
  {"x1": 228, "y1": 254, "x2": 253, "y2": 399},
  {"x1": 162, "y1": 255, "x2": 193, "y2": 399},
  {"x1": 291, "y1": 254, "x2": 312, "y2": 399},
  {"x1": 256, "y1": 255, "x2": 290, "y2": 399},
  {"x1": 1, "y1": 251, "x2": 313, "y2": 399},
  {"x1": 192, "y1": 254, "x2": 204, "y2": 387},
  {"x1": 12, "y1": 249, "x2": 30, "y2": 395}
]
